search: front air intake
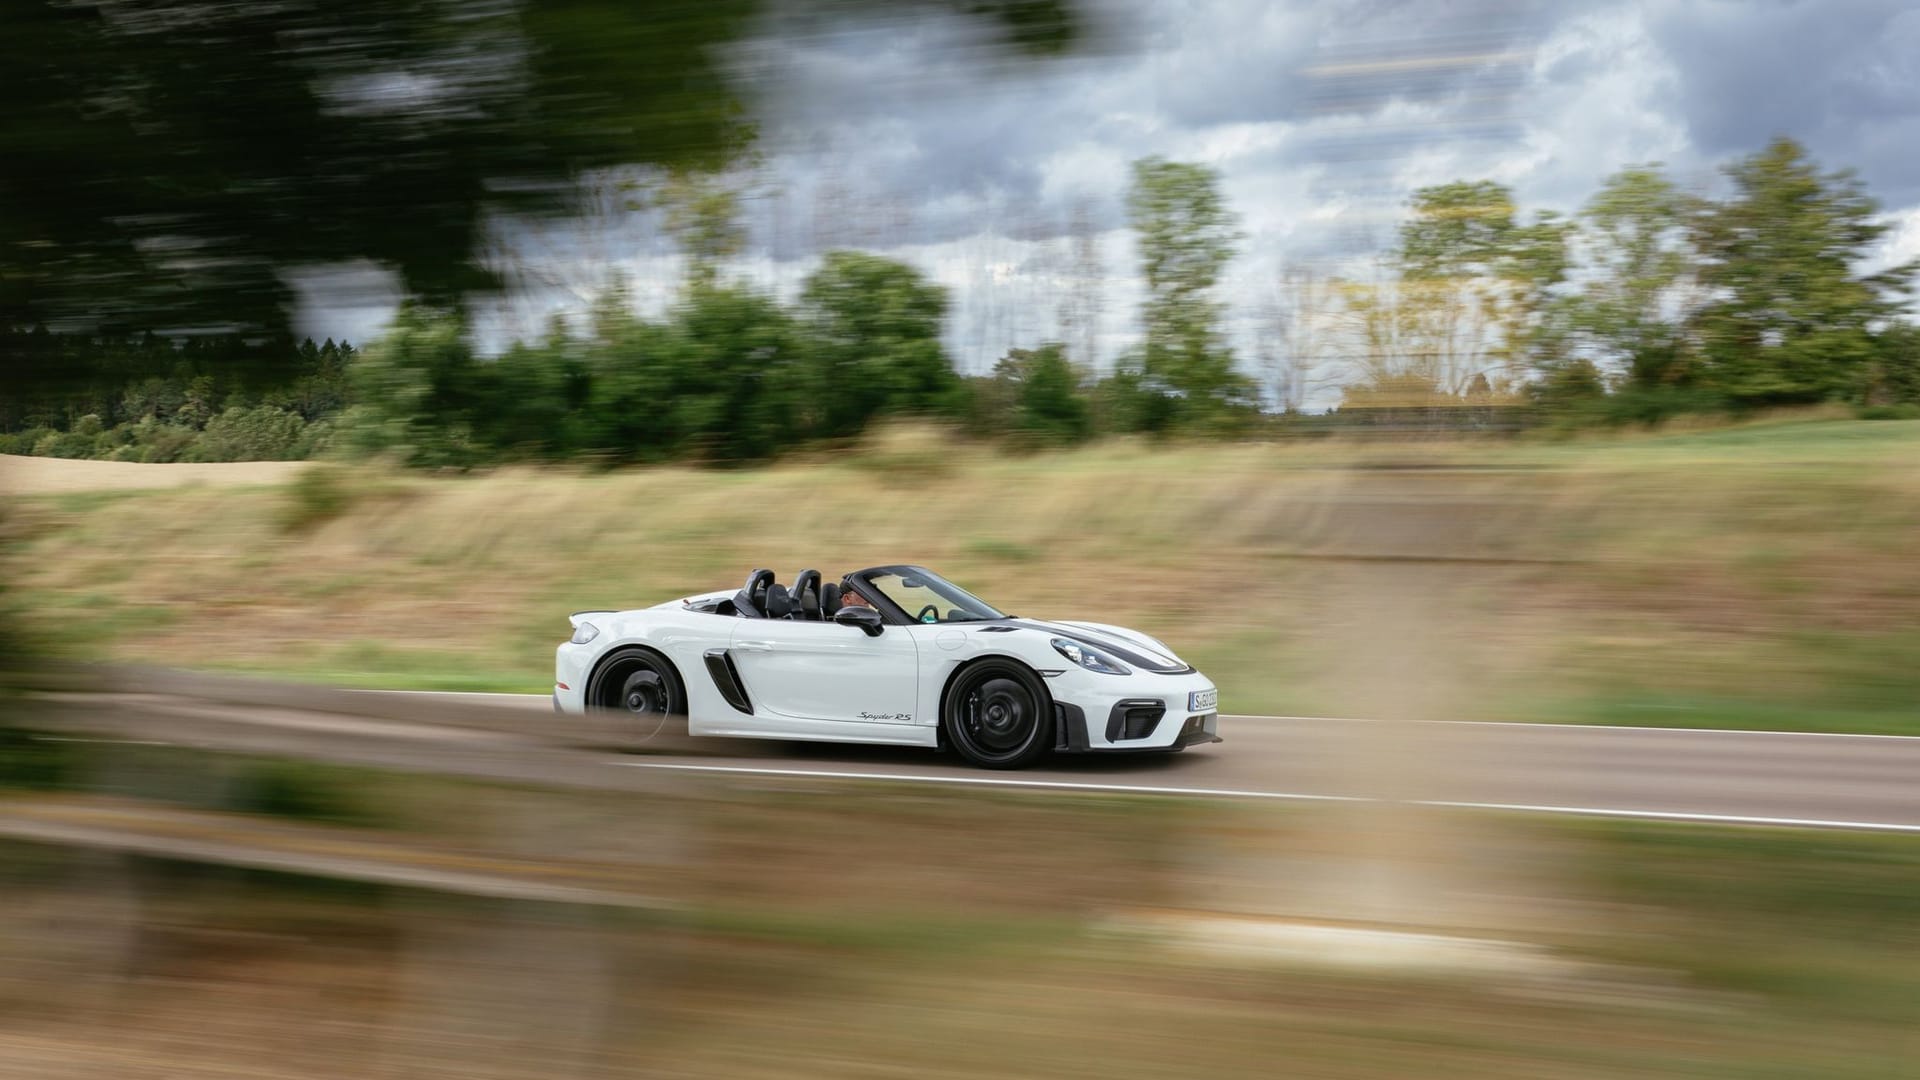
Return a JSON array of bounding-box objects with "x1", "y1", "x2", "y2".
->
[{"x1": 1106, "y1": 699, "x2": 1166, "y2": 742}]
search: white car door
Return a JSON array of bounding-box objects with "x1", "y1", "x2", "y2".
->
[{"x1": 728, "y1": 618, "x2": 920, "y2": 725}]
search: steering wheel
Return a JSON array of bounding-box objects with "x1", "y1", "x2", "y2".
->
[{"x1": 915, "y1": 603, "x2": 941, "y2": 623}]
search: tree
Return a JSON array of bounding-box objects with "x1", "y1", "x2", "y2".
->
[
  {"x1": 1690, "y1": 138, "x2": 1916, "y2": 405},
  {"x1": 1869, "y1": 322, "x2": 1920, "y2": 406},
  {"x1": 337, "y1": 307, "x2": 483, "y2": 467},
  {"x1": 1391, "y1": 180, "x2": 1569, "y2": 391},
  {"x1": 1562, "y1": 166, "x2": 1703, "y2": 390},
  {"x1": 657, "y1": 169, "x2": 755, "y2": 288},
  {"x1": 991, "y1": 344, "x2": 1091, "y2": 445},
  {"x1": 799, "y1": 252, "x2": 957, "y2": 437},
  {"x1": 667, "y1": 284, "x2": 811, "y2": 462},
  {"x1": 1125, "y1": 157, "x2": 1252, "y2": 425},
  {"x1": 1258, "y1": 268, "x2": 1341, "y2": 413}
]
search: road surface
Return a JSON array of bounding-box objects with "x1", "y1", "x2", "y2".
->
[{"x1": 37, "y1": 686, "x2": 1919, "y2": 834}]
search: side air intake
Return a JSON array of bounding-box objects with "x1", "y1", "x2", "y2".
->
[{"x1": 703, "y1": 649, "x2": 754, "y2": 714}]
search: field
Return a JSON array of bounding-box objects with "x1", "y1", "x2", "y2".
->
[
  {"x1": 0, "y1": 452, "x2": 309, "y2": 495},
  {"x1": 6, "y1": 416, "x2": 1920, "y2": 733}
]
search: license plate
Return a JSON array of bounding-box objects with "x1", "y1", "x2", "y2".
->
[{"x1": 1188, "y1": 688, "x2": 1217, "y2": 712}]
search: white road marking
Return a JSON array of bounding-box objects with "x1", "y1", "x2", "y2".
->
[
  {"x1": 1224, "y1": 715, "x2": 1920, "y2": 742},
  {"x1": 610, "y1": 761, "x2": 1920, "y2": 833},
  {"x1": 1417, "y1": 800, "x2": 1920, "y2": 834},
  {"x1": 352, "y1": 690, "x2": 546, "y2": 700},
  {"x1": 611, "y1": 761, "x2": 1367, "y2": 803}
]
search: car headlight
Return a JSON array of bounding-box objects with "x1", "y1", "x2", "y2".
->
[
  {"x1": 1050, "y1": 637, "x2": 1130, "y2": 675},
  {"x1": 570, "y1": 621, "x2": 600, "y2": 645}
]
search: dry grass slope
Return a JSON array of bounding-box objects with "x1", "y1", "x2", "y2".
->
[{"x1": 9, "y1": 417, "x2": 1920, "y2": 730}]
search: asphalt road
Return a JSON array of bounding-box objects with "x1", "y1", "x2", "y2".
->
[
  {"x1": 394, "y1": 692, "x2": 1920, "y2": 833},
  {"x1": 30, "y1": 685, "x2": 1920, "y2": 833}
]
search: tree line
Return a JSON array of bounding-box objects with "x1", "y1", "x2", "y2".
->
[
  {"x1": 1319, "y1": 138, "x2": 1920, "y2": 426},
  {"x1": 0, "y1": 334, "x2": 352, "y2": 462},
  {"x1": 7, "y1": 136, "x2": 1920, "y2": 466}
]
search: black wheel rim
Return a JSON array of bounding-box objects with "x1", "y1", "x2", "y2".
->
[
  {"x1": 604, "y1": 663, "x2": 674, "y2": 741},
  {"x1": 957, "y1": 673, "x2": 1040, "y2": 759},
  {"x1": 621, "y1": 669, "x2": 669, "y2": 715}
]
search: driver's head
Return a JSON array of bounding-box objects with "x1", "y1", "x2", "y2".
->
[{"x1": 839, "y1": 582, "x2": 871, "y2": 607}]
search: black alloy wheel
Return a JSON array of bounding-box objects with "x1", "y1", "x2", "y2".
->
[
  {"x1": 943, "y1": 660, "x2": 1052, "y2": 769},
  {"x1": 587, "y1": 647, "x2": 686, "y2": 743}
]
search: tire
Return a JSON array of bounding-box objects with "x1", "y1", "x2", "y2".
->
[
  {"x1": 942, "y1": 659, "x2": 1053, "y2": 769},
  {"x1": 586, "y1": 646, "x2": 687, "y2": 744}
]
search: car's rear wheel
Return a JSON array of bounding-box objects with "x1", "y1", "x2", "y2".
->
[
  {"x1": 587, "y1": 647, "x2": 686, "y2": 743},
  {"x1": 943, "y1": 659, "x2": 1052, "y2": 769}
]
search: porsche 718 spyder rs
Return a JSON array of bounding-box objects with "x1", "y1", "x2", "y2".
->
[{"x1": 553, "y1": 565, "x2": 1220, "y2": 769}]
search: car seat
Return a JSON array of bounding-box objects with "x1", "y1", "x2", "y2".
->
[
  {"x1": 734, "y1": 568, "x2": 774, "y2": 618},
  {"x1": 821, "y1": 582, "x2": 843, "y2": 616},
  {"x1": 763, "y1": 582, "x2": 795, "y2": 619},
  {"x1": 792, "y1": 569, "x2": 822, "y2": 620}
]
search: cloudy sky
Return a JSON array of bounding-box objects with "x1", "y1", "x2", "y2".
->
[{"x1": 299, "y1": 0, "x2": 1920, "y2": 403}]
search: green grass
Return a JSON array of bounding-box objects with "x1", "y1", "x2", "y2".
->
[{"x1": 1539, "y1": 692, "x2": 1920, "y2": 735}]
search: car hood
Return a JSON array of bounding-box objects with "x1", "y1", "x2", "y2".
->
[{"x1": 1001, "y1": 618, "x2": 1193, "y2": 674}]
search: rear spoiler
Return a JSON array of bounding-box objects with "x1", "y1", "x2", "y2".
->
[{"x1": 568, "y1": 610, "x2": 615, "y2": 629}]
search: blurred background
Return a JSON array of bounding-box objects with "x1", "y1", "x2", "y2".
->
[{"x1": 3, "y1": 0, "x2": 1919, "y2": 1076}]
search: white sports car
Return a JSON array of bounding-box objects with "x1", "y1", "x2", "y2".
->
[{"x1": 554, "y1": 565, "x2": 1220, "y2": 769}]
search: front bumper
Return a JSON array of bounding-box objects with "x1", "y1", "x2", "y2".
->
[{"x1": 1050, "y1": 672, "x2": 1222, "y2": 753}]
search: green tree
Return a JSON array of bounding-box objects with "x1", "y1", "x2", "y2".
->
[
  {"x1": 657, "y1": 171, "x2": 752, "y2": 288},
  {"x1": 990, "y1": 344, "x2": 1091, "y2": 445},
  {"x1": 1690, "y1": 138, "x2": 1916, "y2": 406},
  {"x1": 667, "y1": 284, "x2": 811, "y2": 462},
  {"x1": 1390, "y1": 180, "x2": 1569, "y2": 390},
  {"x1": 799, "y1": 252, "x2": 957, "y2": 437},
  {"x1": 193, "y1": 406, "x2": 312, "y2": 462},
  {"x1": 1125, "y1": 157, "x2": 1252, "y2": 426},
  {"x1": 337, "y1": 308, "x2": 482, "y2": 467},
  {"x1": 1564, "y1": 166, "x2": 1702, "y2": 390},
  {"x1": 469, "y1": 336, "x2": 591, "y2": 462},
  {"x1": 579, "y1": 307, "x2": 682, "y2": 464},
  {"x1": 1867, "y1": 322, "x2": 1920, "y2": 406}
]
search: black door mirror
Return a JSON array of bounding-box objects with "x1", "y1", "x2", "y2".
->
[{"x1": 833, "y1": 605, "x2": 884, "y2": 636}]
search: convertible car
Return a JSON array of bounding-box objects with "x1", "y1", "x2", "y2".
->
[{"x1": 554, "y1": 565, "x2": 1220, "y2": 768}]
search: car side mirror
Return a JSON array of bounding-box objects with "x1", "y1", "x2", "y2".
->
[{"x1": 833, "y1": 606, "x2": 884, "y2": 636}]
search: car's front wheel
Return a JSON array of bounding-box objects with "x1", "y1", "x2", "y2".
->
[
  {"x1": 943, "y1": 659, "x2": 1052, "y2": 769},
  {"x1": 586, "y1": 646, "x2": 686, "y2": 744}
]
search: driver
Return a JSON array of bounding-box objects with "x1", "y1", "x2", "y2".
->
[{"x1": 838, "y1": 581, "x2": 874, "y2": 608}]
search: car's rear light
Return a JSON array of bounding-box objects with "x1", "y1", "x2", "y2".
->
[{"x1": 555, "y1": 682, "x2": 570, "y2": 691}]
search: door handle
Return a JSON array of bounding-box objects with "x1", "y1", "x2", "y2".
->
[{"x1": 735, "y1": 641, "x2": 774, "y2": 652}]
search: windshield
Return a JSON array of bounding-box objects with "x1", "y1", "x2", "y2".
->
[{"x1": 863, "y1": 568, "x2": 1006, "y2": 624}]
